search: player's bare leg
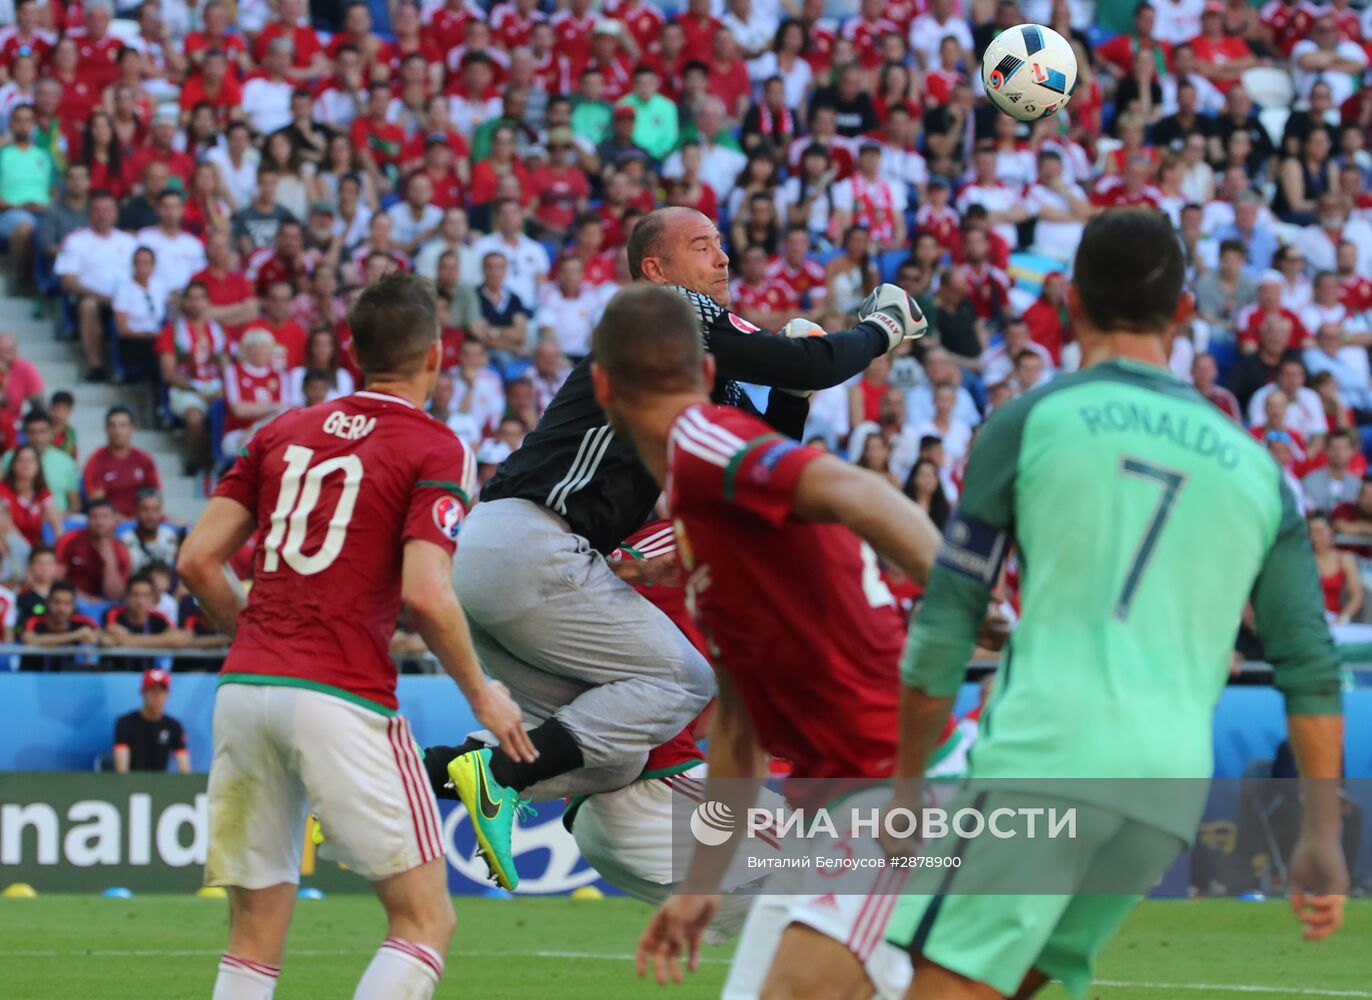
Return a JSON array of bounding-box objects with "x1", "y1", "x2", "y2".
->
[
  {"x1": 213, "y1": 883, "x2": 295, "y2": 999},
  {"x1": 905, "y1": 958, "x2": 1004, "y2": 999},
  {"x1": 1011, "y1": 970, "x2": 1050, "y2": 999},
  {"x1": 353, "y1": 858, "x2": 455, "y2": 1000},
  {"x1": 759, "y1": 924, "x2": 874, "y2": 1000}
]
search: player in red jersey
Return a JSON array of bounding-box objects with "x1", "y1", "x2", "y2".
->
[
  {"x1": 179, "y1": 274, "x2": 530, "y2": 1000},
  {"x1": 588, "y1": 286, "x2": 943, "y2": 999}
]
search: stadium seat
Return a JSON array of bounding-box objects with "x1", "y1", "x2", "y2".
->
[
  {"x1": 1257, "y1": 107, "x2": 1291, "y2": 147},
  {"x1": 878, "y1": 249, "x2": 908, "y2": 283},
  {"x1": 1241, "y1": 68, "x2": 1296, "y2": 110}
]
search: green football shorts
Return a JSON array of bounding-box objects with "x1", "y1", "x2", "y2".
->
[{"x1": 884, "y1": 790, "x2": 1185, "y2": 998}]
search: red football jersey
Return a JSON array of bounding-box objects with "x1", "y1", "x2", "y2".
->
[
  {"x1": 215, "y1": 391, "x2": 477, "y2": 710},
  {"x1": 223, "y1": 362, "x2": 286, "y2": 433},
  {"x1": 667, "y1": 404, "x2": 903, "y2": 784}
]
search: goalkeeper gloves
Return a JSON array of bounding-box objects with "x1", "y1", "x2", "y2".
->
[{"x1": 857, "y1": 284, "x2": 929, "y2": 351}]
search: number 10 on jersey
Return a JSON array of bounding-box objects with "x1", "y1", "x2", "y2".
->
[{"x1": 263, "y1": 445, "x2": 365, "y2": 575}]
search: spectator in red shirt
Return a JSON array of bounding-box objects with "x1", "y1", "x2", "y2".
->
[
  {"x1": 127, "y1": 110, "x2": 194, "y2": 192},
  {"x1": 253, "y1": 0, "x2": 327, "y2": 82},
  {"x1": 70, "y1": 2, "x2": 122, "y2": 94},
  {"x1": 178, "y1": 49, "x2": 244, "y2": 125},
  {"x1": 554, "y1": 0, "x2": 603, "y2": 66},
  {"x1": 1236, "y1": 271, "x2": 1311, "y2": 351},
  {"x1": 1095, "y1": 3, "x2": 1172, "y2": 76},
  {"x1": 577, "y1": 21, "x2": 636, "y2": 102},
  {"x1": 1192, "y1": 2, "x2": 1257, "y2": 93},
  {"x1": 0, "y1": 444, "x2": 62, "y2": 547},
  {"x1": 1193, "y1": 352, "x2": 1242, "y2": 421},
  {"x1": 51, "y1": 37, "x2": 101, "y2": 127},
  {"x1": 350, "y1": 82, "x2": 406, "y2": 182},
  {"x1": 0, "y1": 1, "x2": 56, "y2": 68},
  {"x1": 676, "y1": 0, "x2": 723, "y2": 65},
  {"x1": 156, "y1": 282, "x2": 225, "y2": 474},
  {"x1": 1022, "y1": 272, "x2": 1070, "y2": 365},
  {"x1": 57, "y1": 500, "x2": 131, "y2": 602},
  {"x1": 254, "y1": 280, "x2": 309, "y2": 370},
  {"x1": 469, "y1": 124, "x2": 532, "y2": 211},
  {"x1": 185, "y1": 1, "x2": 250, "y2": 74},
  {"x1": 248, "y1": 220, "x2": 313, "y2": 298},
  {"x1": 192, "y1": 229, "x2": 259, "y2": 340},
  {"x1": 529, "y1": 131, "x2": 591, "y2": 241},
  {"x1": 83, "y1": 406, "x2": 162, "y2": 520},
  {"x1": 0, "y1": 333, "x2": 44, "y2": 439},
  {"x1": 327, "y1": 1, "x2": 395, "y2": 79},
  {"x1": 708, "y1": 27, "x2": 752, "y2": 121},
  {"x1": 729, "y1": 244, "x2": 800, "y2": 330}
]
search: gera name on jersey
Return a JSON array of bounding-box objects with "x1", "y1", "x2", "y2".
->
[{"x1": 484, "y1": 286, "x2": 895, "y2": 555}]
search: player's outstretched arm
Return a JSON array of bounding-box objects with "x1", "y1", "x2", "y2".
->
[
  {"x1": 791, "y1": 454, "x2": 942, "y2": 584},
  {"x1": 401, "y1": 539, "x2": 537, "y2": 764},
  {"x1": 1249, "y1": 486, "x2": 1348, "y2": 939},
  {"x1": 703, "y1": 285, "x2": 925, "y2": 392},
  {"x1": 177, "y1": 496, "x2": 257, "y2": 638}
]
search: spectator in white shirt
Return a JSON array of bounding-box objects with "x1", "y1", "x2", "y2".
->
[
  {"x1": 1247, "y1": 356, "x2": 1328, "y2": 438},
  {"x1": 906, "y1": 347, "x2": 982, "y2": 428},
  {"x1": 448, "y1": 339, "x2": 507, "y2": 443},
  {"x1": 414, "y1": 206, "x2": 481, "y2": 285},
  {"x1": 112, "y1": 247, "x2": 171, "y2": 378},
  {"x1": 241, "y1": 38, "x2": 296, "y2": 136},
  {"x1": 660, "y1": 98, "x2": 748, "y2": 201},
  {"x1": 1304, "y1": 322, "x2": 1372, "y2": 408},
  {"x1": 528, "y1": 338, "x2": 571, "y2": 419},
  {"x1": 747, "y1": 20, "x2": 813, "y2": 112},
  {"x1": 534, "y1": 256, "x2": 607, "y2": 360},
  {"x1": 1024, "y1": 148, "x2": 1092, "y2": 264},
  {"x1": 909, "y1": 382, "x2": 973, "y2": 466},
  {"x1": 908, "y1": 0, "x2": 973, "y2": 69},
  {"x1": 956, "y1": 144, "x2": 1027, "y2": 250},
  {"x1": 55, "y1": 191, "x2": 137, "y2": 383},
  {"x1": 385, "y1": 172, "x2": 445, "y2": 257},
  {"x1": 982, "y1": 318, "x2": 1055, "y2": 387},
  {"x1": 1292, "y1": 15, "x2": 1368, "y2": 105},
  {"x1": 470, "y1": 197, "x2": 551, "y2": 307},
  {"x1": 135, "y1": 190, "x2": 206, "y2": 296},
  {"x1": 205, "y1": 121, "x2": 262, "y2": 212},
  {"x1": 722, "y1": 0, "x2": 776, "y2": 58},
  {"x1": 1151, "y1": 0, "x2": 1205, "y2": 45}
]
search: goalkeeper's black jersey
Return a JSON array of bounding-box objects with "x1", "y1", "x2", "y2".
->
[{"x1": 481, "y1": 286, "x2": 890, "y2": 555}]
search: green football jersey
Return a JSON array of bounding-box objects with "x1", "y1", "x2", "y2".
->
[{"x1": 903, "y1": 359, "x2": 1343, "y2": 835}]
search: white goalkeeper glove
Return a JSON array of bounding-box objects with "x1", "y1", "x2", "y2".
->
[
  {"x1": 776, "y1": 317, "x2": 827, "y2": 398},
  {"x1": 857, "y1": 284, "x2": 929, "y2": 351}
]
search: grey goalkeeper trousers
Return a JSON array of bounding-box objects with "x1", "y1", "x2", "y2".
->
[{"x1": 452, "y1": 498, "x2": 715, "y2": 800}]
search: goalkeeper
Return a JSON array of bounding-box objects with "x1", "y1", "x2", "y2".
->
[{"x1": 425, "y1": 206, "x2": 927, "y2": 893}]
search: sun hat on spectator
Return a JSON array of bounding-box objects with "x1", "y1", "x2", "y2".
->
[
  {"x1": 594, "y1": 20, "x2": 623, "y2": 37},
  {"x1": 1201, "y1": 1, "x2": 1223, "y2": 15},
  {"x1": 425, "y1": 132, "x2": 450, "y2": 149},
  {"x1": 1257, "y1": 269, "x2": 1285, "y2": 288},
  {"x1": 613, "y1": 105, "x2": 637, "y2": 122},
  {"x1": 526, "y1": 145, "x2": 549, "y2": 162},
  {"x1": 309, "y1": 200, "x2": 335, "y2": 217},
  {"x1": 547, "y1": 127, "x2": 575, "y2": 148},
  {"x1": 142, "y1": 668, "x2": 171, "y2": 692}
]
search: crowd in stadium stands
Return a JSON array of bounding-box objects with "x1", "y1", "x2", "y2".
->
[{"x1": 8, "y1": 0, "x2": 1372, "y2": 663}]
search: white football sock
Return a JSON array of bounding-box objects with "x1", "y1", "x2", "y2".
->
[
  {"x1": 352, "y1": 937, "x2": 444, "y2": 1000},
  {"x1": 213, "y1": 953, "x2": 279, "y2": 1000}
]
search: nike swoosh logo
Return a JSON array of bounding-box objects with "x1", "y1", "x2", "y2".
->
[{"x1": 476, "y1": 761, "x2": 503, "y2": 821}]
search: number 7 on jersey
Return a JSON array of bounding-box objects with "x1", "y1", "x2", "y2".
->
[{"x1": 1114, "y1": 455, "x2": 1189, "y2": 621}]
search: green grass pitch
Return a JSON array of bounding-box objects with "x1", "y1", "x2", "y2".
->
[{"x1": 1, "y1": 896, "x2": 1368, "y2": 999}]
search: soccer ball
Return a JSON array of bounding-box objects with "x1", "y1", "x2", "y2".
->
[{"x1": 981, "y1": 23, "x2": 1078, "y2": 123}]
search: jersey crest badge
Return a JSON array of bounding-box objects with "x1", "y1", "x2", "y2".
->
[
  {"x1": 728, "y1": 313, "x2": 760, "y2": 333},
  {"x1": 432, "y1": 495, "x2": 465, "y2": 541}
]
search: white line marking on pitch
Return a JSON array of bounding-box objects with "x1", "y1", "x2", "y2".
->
[
  {"x1": 1095, "y1": 982, "x2": 1372, "y2": 998},
  {"x1": 3, "y1": 949, "x2": 1369, "y2": 995}
]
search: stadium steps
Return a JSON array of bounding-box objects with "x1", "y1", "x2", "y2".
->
[{"x1": 0, "y1": 289, "x2": 206, "y2": 523}]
